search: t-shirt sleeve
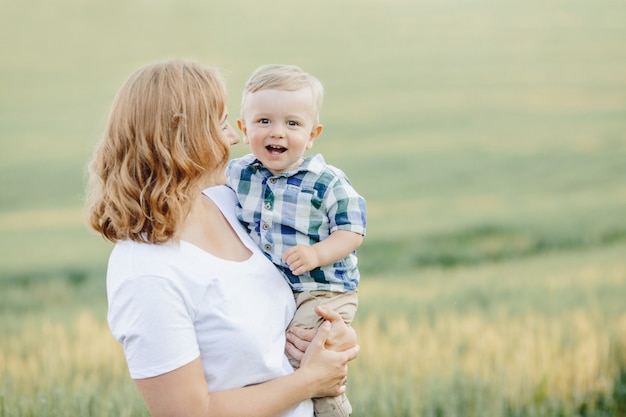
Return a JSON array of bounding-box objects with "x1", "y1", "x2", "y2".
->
[{"x1": 107, "y1": 275, "x2": 200, "y2": 379}]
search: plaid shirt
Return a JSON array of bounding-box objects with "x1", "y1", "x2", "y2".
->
[{"x1": 226, "y1": 154, "x2": 366, "y2": 292}]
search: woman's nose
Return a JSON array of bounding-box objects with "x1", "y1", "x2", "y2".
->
[{"x1": 226, "y1": 123, "x2": 240, "y2": 145}]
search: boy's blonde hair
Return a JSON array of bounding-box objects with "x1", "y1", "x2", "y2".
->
[
  {"x1": 86, "y1": 60, "x2": 230, "y2": 244},
  {"x1": 241, "y1": 64, "x2": 324, "y2": 122}
]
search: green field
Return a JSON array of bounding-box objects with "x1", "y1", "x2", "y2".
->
[{"x1": 1, "y1": 0, "x2": 626, "y2": 416}]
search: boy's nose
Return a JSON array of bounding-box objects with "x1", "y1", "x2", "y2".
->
[{"x1": 270, "y1": 125, "x2": 285, "y2": 138}]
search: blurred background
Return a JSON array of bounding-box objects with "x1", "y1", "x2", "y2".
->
[{"x1": 1, "y1": 0, "x2": 626, "y2": 416}]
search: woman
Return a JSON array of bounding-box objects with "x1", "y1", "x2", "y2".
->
[{"x1": 86, "y1": 60, "x2": 359, "y2": 417}]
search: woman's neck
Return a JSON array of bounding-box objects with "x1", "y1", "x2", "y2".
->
[{"x1": 178, "y1": 190, "x2": 252, "y2": 261}]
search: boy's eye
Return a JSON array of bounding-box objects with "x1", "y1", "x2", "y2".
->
[
  {"x1": 287, "y1": 121, "x2": 299, "y2": 127},
  {"x1": 259, "y1": 118, "x2": 270, "y2": 124}
]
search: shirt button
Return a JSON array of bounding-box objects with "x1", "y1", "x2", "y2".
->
[
  {"x1": 262, "y1": 223, "x2": 269, "y2": 230},
  {"x1": 264, "y1": 202, "x2": 271, "y2": 210},
  {"x1": 269, "y1": 178, "x2": 276, "y2": 184},
  {"x1": 264, "y1": 244, "x2": 271, "y2": 251}
]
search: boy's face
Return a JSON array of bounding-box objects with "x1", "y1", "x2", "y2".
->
[{"x1": 238, "y1": 87, "x2": 323, "y2": 175}]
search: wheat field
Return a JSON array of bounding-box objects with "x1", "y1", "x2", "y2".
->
[
  {"x1": 2, "y1": 245, "x2": 625, "y2": 416},
  {"x1": 1, "y1": 0, "x2": 626, "y2": 415}
]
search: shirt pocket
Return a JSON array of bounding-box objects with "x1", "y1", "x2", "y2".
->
[{"x1": 284, "y1": 187, "x2": 327, "y2": 239}]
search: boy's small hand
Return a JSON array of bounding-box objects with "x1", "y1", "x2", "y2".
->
[{"x1": 283, "y1": 245, "x2": 320, "y2": 275}]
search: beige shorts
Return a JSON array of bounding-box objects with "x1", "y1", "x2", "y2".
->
[{"x1": 289, "y1": 289, "x2": 358, "y2": 330}]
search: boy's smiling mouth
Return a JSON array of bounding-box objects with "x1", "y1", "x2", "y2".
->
[{"x1": 266, "y1": 145, "x2": 287, "y2": 155}]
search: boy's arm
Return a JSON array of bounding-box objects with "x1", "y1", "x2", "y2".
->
[{"x1": 282, "y1": 230, "x2": 363, "y2": 276}]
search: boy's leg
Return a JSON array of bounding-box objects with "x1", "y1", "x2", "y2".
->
[
  {"x1": 314, "y1": 394, "x2": 352, "y2": 417},
  {"x1": 287, "y1": 290, "x2": 358, "y2": 365},
  {"x1": 288, "y1": 290, "x2": 358, "y2": 417},
  {"x1": 291, "y1": 289, "x2": 358, "y2": 329},
  {"x1": 285, "y1": 291, "x2": 322, "y2": 369}
]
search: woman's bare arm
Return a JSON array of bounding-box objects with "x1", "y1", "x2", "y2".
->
[{"x1": 135, "y1": 320, "x2": 359, "y2": 417}]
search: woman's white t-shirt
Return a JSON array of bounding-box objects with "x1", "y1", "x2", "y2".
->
[{"x1": 107, "y1": 185, "x2": 313, "y2": 417}]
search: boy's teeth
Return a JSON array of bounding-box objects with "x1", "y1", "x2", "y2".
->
[{"x1": 267, "y1": 145, "x2": 286, "y2": 153}]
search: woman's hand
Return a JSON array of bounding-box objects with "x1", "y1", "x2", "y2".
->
[
  {"x1": 285, "y1": 326, "x2": 316, "y2": 366},
  {"x1": 314, "y1": 306, "x2": 357, "y2": 351},
  {"x1": 297, "y1": 320, "x2": 359, "y2": 398},
  {"x1": 135, "y1": 328, "x2": 359, "y2": 417},
  {"x1": 285, "y1": 306, "x2": 358, "y2": 367}
]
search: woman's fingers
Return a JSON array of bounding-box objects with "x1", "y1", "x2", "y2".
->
[
  {"x1": 313, "y1": 305, "x2": 343, "y2": 323},
  {"x1": 311, "y1": 320, "x2": 332, "y2": 347},
  {"x1": 311, "y1": 321, "x2": 359, "y2": 366},
  {"x1": 285, "y1": 327, "x2": 315, "y2": 365},
  {"x1": 285, "y1": 341, "x2": 303, "y2": 366},
  {"x1": 312, "y1": 306, "x2": 358, "y2": 352},
  {"x1": 344, "y1": 344, "x2": 360, "y2": 363},
  {"x1": 298, "y1": 321, "x2": 360, "y2": 398},
  {"x1": 288, "y1": 326, "x2": 316, "y2": 344}
]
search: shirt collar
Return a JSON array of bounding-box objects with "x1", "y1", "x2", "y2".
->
[{"x1": 250, "y1": 154, "x2": 326, "y2": 178}]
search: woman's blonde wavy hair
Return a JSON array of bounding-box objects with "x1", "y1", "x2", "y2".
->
[{"x1": 86, "y1": 60, "x2": 230, "y2": 244}]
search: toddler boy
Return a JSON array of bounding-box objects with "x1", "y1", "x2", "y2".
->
[{"x1": 226, "y1": 64, "x2": 366, "y2": 417}]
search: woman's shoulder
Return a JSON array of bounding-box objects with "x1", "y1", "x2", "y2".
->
[
  {"x1": 106, "y1": 240, "x2": 212, "y2": 321},
  {"x1": 202, "y1": 184, "x2": 258, "y2": 251},
  {"x1": 107, "y1": 240, "x2": 182, "y2": 292},
  {"x1": 202, "y1": 184, "x2": 237, "y2": 208},
  {"x1": 110, "y1": 239, "x2": 179, "y2": 265},
  {"x1": 202, "y1": 185, "x2": 243, "y2": 227}
]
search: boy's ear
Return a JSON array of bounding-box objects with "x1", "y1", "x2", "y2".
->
[
  {"x1": 237, "y1": 119, "x2": 249, "y2": 144},
  {"x1": 306, "y1": 124, "x2": 323, "y2": 149}
]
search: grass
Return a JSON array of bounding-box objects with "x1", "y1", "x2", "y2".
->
[
  {"x1": 1, "y1": 312, "x2": 147, "y2": 417},
  {"x1": 349, "y1": 244, "x2": 626, "y2": 417},
  {"x1": 2, "y1": 244, "x2": 625, "y2": 417},
  {"x1": 1, "y1": 0, "x2": 626, "y2": 415}
]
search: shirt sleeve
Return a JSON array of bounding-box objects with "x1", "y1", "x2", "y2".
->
[
  {"x1": 325, "y1": 174, "x2": 367, "y2": 236},
  {"x1": 107, "y1": 275, "x2": 200, "y2": 379},
  {"x1": 225, "y1": 159, "x2": 238, "y2": 193}
]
